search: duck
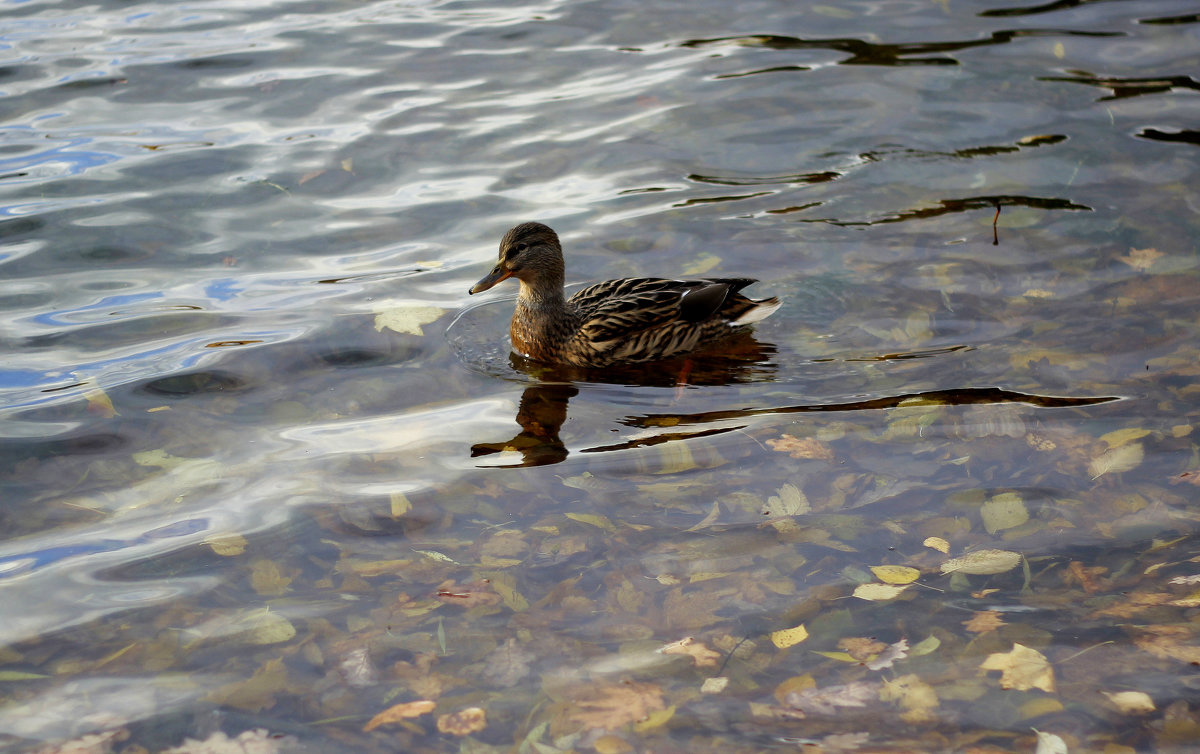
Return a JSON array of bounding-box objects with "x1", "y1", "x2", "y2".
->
[{"x1": 468, "y1": 222, "x2": 781, "y2": 368}]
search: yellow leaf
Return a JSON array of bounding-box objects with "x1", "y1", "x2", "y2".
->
[
  {"x1": 981, "y1": 492, "x2": 1029, "y2": 534},
  {"x1": 363, "y1": 699, "x2": 436, "y2": 731},
  {"x1": 633, "y1": 704, "x2": 676, "y2": 732},
  {"x1": 1052, "y1": 41, "x2": 1065, "y2": 58},
  {"x1": 770, "y1": 623, "x2": 809, "y2": 648},
  {"x1": 1100, "y1": 428, "x2": 1152, "y2": 447},
  {"x1": 245, "y1": 611, "x2": 297, "y2": 645},
  {"x1": 482, "y1": 571, "x2": 529, "y2": 612},
  {"x1": 880, "y1": 673, "x2": 939, "y2": 723},
  {"x1": 437, "y1": 706, "x2": 487, "y2": 736},
  {"x1": 1102, "y1": 690, "x2": 1155, "y2": 714},
  {"x1": 1034, "y1": 730, "x2": 1068, "y2": 754},
  {"x1": 659, "y1": 637, "x2": 721, "y2": 667},
  {"x1": 853, "y1": 583, "x2": 909, "y2": 601},
  {"x1": 941, "y1": 549, "x2": 1022, "y2": 575},
  {"x1": 249, "y1": 559, "x2": 292, "y2": 596},
  {"x1": 701, "y1": 677, "x2": 728, "y2": 694},
  {"x1": 923, "y1": 536, "x2": 950, "y2": 553},
  {"x1": 84, "y1": 387, "x2": 118, "y2": 418},
  {"x1": 1116, "y1": 247, "x2": 1162, "y2": 271},
  {"x1": 979, "y1": 643, "x2": 1055, "y2": 693},
  {"x1": 870, "y1": 565, "x2": 920, "y2": 585},
  {"x1": 206, "y1": 533, "x2": 247, "y2": 557},
  {"x1": 1088, "y1": 442, "x2": 1144, "y2": 479},
  {"x1": 812, "y1": 651, "x2": 858, "y2": 663},
  {"x1": 373, "y1": 304, "x2": 443, "y2": 335},
  {"x1": 565, "y1": 512, "x2": 616, "y2": 532},
  {"x1": 390, "y1": 492, "x2": 412, "y2": 516}
]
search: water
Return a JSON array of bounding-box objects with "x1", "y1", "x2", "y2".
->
[{"x1": 2, "y1": 0, "x2": 1199, "y2": 751}]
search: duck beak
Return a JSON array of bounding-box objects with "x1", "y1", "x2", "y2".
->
[{"x1": 469, "y1": 265, "x2": 512, "y2": 294}]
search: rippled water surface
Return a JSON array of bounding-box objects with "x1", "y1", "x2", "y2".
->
[{"x1": 3, "y1": 0, "x2": 1199, "y2": 751}]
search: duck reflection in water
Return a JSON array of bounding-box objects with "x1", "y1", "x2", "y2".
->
[{"x1": 470, "y1": 335, "x2": 778, "y2": 467}]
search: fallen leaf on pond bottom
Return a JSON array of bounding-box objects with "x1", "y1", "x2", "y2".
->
[
  {"x1": 980, "y1": 492, "x2": 1029, "y2": 534},
  {"x1": 483, "y1": 637, "x2": 534, "y2": 686},
  {"x1": 866, "y1": 639, "x2": 909, "y2": 670},
  {"x1": 941, "y1": 549, "x2": 1022, "y2": 575},
  {"x1": 659, "y1": 636, "x2": 721, "y2": 667},
  {"x1": 853, "y1": 583, "x2": 909, "y2": 601},
  {"x1": 568, "y1": 681, "x2": 665, "y2": 731},
  {"x1": 770, "y1": 623, "x2": 809, "y2": 648},
  {"x1": 1088, "y1": 442, "x2": 1144, "y2": 479},
  {"x1": 838, "y1": 637, "x2": 887, "y2": 661},
  {"x1": 84, "y1": 387, "x2": 118, "y2": 418},
  {"x1": 785, "y1": 681, "x2": 878, "y2": 715},
  {"x1": 1132, "y1": 625, "x2": 1200, "y2": 664},
  {"x1": 879, "y1": 673, "x2": 939, "y2": 723},
  {"x1": 1033, "y1": 729, "x2": 1068, "y2": 754},
  {"x1": 766, "y1": 434, "x2": 834, "y2": 461},
  {"x1": 869, "y1": 565, "x2": 920, "y2": 584},
  {"x1": 963, "y1": 611, "x2": 1006, "y2": 633},
  {"x1": 249, "y1": 559, "x2": 292, "y2": 596},
  {"x1": 763, "y1": 483, "x2": 811, "y2": 517},
  {"x1": 437, "y1": 706, "x2": 487, "y2": 736},
  {"x1": 373, "y1": 304, "x2": 443, "y2": 335},
  {"x1": 701, "y1": 677, "x2": 728, "y2": 694},
  {"x1": 1102, "y1": 690, "x2": 1155, "y2": 714},
  {"x1": 161, "y1": 728, "x2": 296, "y2": 754},
  {"x1": 206, "y1": 533, "x2": 248, "y2": 556},
  {"x1": 923, "y1": 536, "x2": 950, "y2": 553},
  {"x1": 980, "y1": 643, "x2": 1055, "y2": 693},
  {"x1": 363, "y1": 700, "x2": 437, "y2": 732},
  {"x1": 1117, "y1": 246, "x2": 1163, "y2": 271},
  {"x1": 434, "y1": 579, "x2": 501, "y2": 608}
]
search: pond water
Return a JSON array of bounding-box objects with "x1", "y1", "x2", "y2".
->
[{"x1": 2, "y1": 0, "x2": 1199, "y2": 751}]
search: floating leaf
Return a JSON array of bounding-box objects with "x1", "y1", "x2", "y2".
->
[
  {"x1": 1088, "y1": 442, "x2": 1144, "y2": 479},
  {"x1": 364, "y1": 700, "x2": 436, "y2": 731},
  {"x1": 981, "y1": 492, "x2": 1029, "y2": 534},
  {"x1": 941, "y1": 549, "x2": 1022, "y2": 575},
  {"x1": 980, "y1": 643, "x2": 1056, "y2": 693},
  {"x1": 770, "y1": 623, "x2": 809, "y2": 649},
  {"x1": 853, "y1": 583, "x2": 909, "y2": 601},
  {"x1": 870, "y1": 565, "x2": 920, "y2": 585}
]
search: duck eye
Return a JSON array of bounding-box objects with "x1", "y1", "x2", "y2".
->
[{"x1": 514, "y1": 242, "x2": 528, "y2": 253}]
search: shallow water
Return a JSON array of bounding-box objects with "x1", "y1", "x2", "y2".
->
[{"x1": 2, "y1": 0, "x2": 1199, "y2": 751}]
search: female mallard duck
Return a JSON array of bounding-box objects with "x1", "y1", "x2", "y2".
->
[{"x1": 469, "y1": 222, "x2": 780, "y2": 368}]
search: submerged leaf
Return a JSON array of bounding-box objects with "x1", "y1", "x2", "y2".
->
[
  {"x1": 980, "y1": 643, "x2": 1056, "y2": 693},
  {"x1": 853, "y1": 583, "x2": 909, "y2": 601},
  {"x1": 770, "y1": 623, "x2": 810, "y2": 648},
  {"x1": 941, "y1": 549, "x2": 1022, "y2": 575},
  {"x1": 364, "y1": 700, "x2": 436, "y2": 732},
  {"x1": 1088, "y1": 442, "x2": 1144, "y2": 479},
  {"x1": 980, "y1": 492, "x2": 1030, "y2": 534},
  {"x1": 373, "y1": 304, "x2": 443, "y2": 335},
  {"x1": 870, "y1": 565, "x2": 920, "y2": 585}
]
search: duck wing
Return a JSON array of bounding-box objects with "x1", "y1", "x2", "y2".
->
[{"x1": 571, "y1": 277, "x2": 757, "y2": 344}]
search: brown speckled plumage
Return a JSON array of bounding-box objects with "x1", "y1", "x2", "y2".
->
[{"x1": 469, "y1": 222, "x2": 781, "y2": 368}]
